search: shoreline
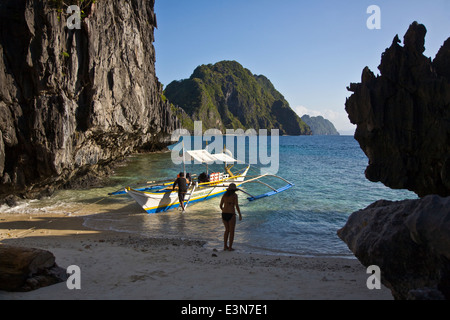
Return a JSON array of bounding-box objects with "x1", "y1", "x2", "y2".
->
[{"x1": 0, "y1": 212, "x2": 393, "y2": 300}]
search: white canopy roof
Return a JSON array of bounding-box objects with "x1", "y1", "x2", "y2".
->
[{"x1": 186, "y1": 150, "x2": 238, "y2": 164}]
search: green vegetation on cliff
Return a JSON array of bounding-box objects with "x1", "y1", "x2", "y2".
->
[{"x1": 164, "y1": 61, "x2": 311, "y2": 135}]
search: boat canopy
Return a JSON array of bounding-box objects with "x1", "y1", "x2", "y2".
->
[{"x1": 186, "y1": 149, "x2": 238, "y2": 164}]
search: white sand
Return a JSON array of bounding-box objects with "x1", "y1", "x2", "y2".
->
[{"x1": 0, "y1": 213, "x2": 393, "y2": 300}]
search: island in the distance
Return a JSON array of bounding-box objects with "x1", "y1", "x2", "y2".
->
[{"x1": 301, "y1": 115, "x2": 340, "y2": 135}]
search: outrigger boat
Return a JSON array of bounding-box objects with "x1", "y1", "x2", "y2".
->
[{"x1": 119, "y1": 149, "x2": 294, "y2": 214}]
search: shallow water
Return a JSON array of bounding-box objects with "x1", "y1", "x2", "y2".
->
[{"x1": 1, "y1": 136, "x2": 417, "y2": 257}]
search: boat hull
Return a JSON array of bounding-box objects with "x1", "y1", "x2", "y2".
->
[
  {"x1": 126, "y1": 168, "x2": 249, "y2": 214},
  {"x1": 126, "y1": 185, "x2": 230, "y2": 214}
]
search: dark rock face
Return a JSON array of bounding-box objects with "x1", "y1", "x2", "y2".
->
[
  {"x1": 345, "y1": 22, "x2": 450, "y2": 197},
  {"x1": 338, "y1": 195, "x2": 450, "y2": 300},
  {"x1": 0, "y1": 245, "x2": 67, "y2": 292},
  {"x1": 0, "y1": 0, "x2": 180, "y2": 200},
  {"x1": 340, "y1": 22, "x2": 450, "y2": 300}
]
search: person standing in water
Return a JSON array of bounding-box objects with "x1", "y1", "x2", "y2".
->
[
  {"x1": 220, "y1": 183, "x2": 242, "y2": 251},
  {"x1": 173, "y1": 172, "x2": 188, "y2": 212}
]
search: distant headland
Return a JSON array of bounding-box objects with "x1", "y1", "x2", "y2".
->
[{"x1": 301, "y1": 115, "x2": 340, "y2": 136}]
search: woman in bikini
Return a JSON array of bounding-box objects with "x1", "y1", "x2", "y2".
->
[{"x1": 219, "y1": 183, "x2": 242, "y2": 251}]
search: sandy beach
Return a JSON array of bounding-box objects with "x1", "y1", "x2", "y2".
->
[{"x1": 0, "y1": 213, "x2": 393, "y2": 300}]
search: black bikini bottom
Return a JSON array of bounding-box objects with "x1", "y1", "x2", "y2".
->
[{"x1": 222, "y1": 213, "x2": 234, "y2": 222}]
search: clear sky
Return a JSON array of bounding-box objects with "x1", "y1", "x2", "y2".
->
[{"x1": 154, "y1": 0, "x2": 450, "y2": 134}]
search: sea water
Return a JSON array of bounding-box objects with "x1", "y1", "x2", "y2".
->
[{"x1": 1, "y1": 136, "x2": 417, "y2": 257}]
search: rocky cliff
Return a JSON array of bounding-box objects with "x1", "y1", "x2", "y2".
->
[
  {"x1": 338, "y1": 196, "x2": 450, "y2": 300},
  {"x1": 164, "y1": 61, "x2": 312, "y2": 135},
  {"x1": 0, "y1": 0, "x2": 180, "y2": 201},
  {"x1": 345, "y1": 22, "x2": 450, "y2": 198},
  {"x1": 340, "y1": 22, "x2": 450, "y2": 300}
]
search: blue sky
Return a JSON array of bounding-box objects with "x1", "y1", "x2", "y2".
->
[{"x1": 154, "y1": 0, "x2": 450, "y2": 133}]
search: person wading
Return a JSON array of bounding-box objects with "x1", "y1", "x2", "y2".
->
[
  {"x1": 219, "y1": 183, "x2": 242, "y2": 251},
  {"x1": 173, "y1": 172, "x2": 188, "y2": 212}
]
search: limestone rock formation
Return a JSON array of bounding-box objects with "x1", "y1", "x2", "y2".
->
[
  {"x1": 164, "y1": 60, "x2": 311, "y2": 135},
  {"x1": 0, "y1": 245, "x2": 67, "y2": 292},
  {"x1": 0, "y1": 0, "x2": 180, "y2": 201},
  {"x1": 301, "y1": 115, "x2": 340, "y2": 135},
  {"x1": 341, "y1": 22, "x2": 450, "y2": 300},
  {"x1": 345, "y1": 22, "x2": 450, "y2": 197},
  {"x1": 337, "y1": 195, "x2": 450, "y2": 300}
]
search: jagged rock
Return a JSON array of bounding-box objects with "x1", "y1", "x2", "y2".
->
[
  {"x1": 0, "y1": 0, "x2": 180, "y2": 201},
  {"x1": 337, "y1": 195, "x2": 450, "y2": 300},
  {"x1": 0, "y1": 245, "x2": 67, "y2": 292},
  {"x1": 341, "y1": 22, "x2": 450, "y2": 300},
  {"x1": 345, "y1": 22, "x2": 450, "y2": 197}
]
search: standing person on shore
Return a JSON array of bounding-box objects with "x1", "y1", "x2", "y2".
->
[
  {"x1": 173, "y1": 172, "x2": 188, "y2": 212},
  {"x1": 220, "y1": 183, "x2": 242, "y2": 251}
]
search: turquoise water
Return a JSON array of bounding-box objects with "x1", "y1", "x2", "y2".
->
[{"x1": 2, "y1": 136, "x2": 417, "y2": 257}]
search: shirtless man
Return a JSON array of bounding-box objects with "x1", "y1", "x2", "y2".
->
[{"x1": 173, "y1": 172, "x2": 188, "y2": 212}]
